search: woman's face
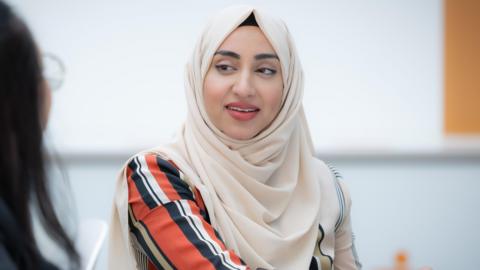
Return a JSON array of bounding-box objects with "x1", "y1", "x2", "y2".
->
[{"x1": 203, "y1": 26, "x2": 283, "y2": 140}]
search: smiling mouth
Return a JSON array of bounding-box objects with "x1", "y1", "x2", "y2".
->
[
  {"x1": 224, "y1": 104, "x2": 260, "y2": 121},
  {"x1": 225, "y1": 105, "x2": 260, "y2": 113}
]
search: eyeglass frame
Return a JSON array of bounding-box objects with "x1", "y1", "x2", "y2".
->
[{"x1": 42, "y1": 52, "x2": 66, "y2": 91}]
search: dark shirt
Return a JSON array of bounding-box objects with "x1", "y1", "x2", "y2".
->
[{"x1": 0, "y1": 198, "x2": 58, "y2": 270}]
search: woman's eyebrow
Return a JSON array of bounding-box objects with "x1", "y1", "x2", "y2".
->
[
  {"x1": 214, "y1": 50, "x2": 240, "y2": 59},
  {"x1": 254, "y1": 53, "x2": 279, "y2": 60},
  {"x1": 214, "y1": 50, "x2": 279, "y2": 61}
]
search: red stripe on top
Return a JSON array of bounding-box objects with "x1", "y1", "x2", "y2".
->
[
  {"x1": 127, "y1": 166, "x2": 152, "y2": 220},
  {"x1": 140, "y1": 202, "x2": 218, "y2": 270},
  {"x1": 193, "y1": 188, "x2": 206, "y2": 212},
  {"x1": 145, "y1": 154, "x2": 183, "y2": 202}
]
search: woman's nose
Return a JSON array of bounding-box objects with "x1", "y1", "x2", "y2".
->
[{"x1": 232, "y1": 70, "x2": 255, "y2": 97}]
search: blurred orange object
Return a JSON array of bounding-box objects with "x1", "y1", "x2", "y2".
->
[
  {"x1": 394, "y1": 250, "x2": 409, "y2": 270},
  {"x1": 373, "y1": 250, "x2": 410, "y2": 270},
  {"x1": 373, "y1": 250, "x2": 432, "y2": 270},
  {"x1": 444, "y1": 0, "x2": 480, "y2": 134}
]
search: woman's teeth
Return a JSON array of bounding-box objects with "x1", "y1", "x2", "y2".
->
[{"x1": 226, "y1": 106, "x2": 258, "y2": 112}]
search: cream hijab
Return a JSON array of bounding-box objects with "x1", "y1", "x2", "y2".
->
[{"x1": 110, "y1": 5, "x2": 323, "y2": 270}]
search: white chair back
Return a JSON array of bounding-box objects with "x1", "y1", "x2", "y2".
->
[{"x1": 76, "y1": 219, "x2": 108, "y2": 270}]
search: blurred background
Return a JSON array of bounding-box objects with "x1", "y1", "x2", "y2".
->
[{"x1": 6, "y1": 0, "x2": 479, "y2": 269}]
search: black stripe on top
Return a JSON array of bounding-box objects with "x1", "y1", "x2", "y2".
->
[
  {"x1": 155, "y1": 156, "x2": 180, "y2": 177},
  {"x1": 327, "y1": 163, "x2": 345, "y2": 232},
  {"x1": 128, "y1": 206, "x2": 177, "y2": 270},
  {"x1": 175, "y1": 200, "x2": 243, "y2": 270},
  {"x1": 155, "y1": 155, "x2": 212, "y2": 222},
  {"x1": 309, "y1": 257, "x2": 319, "y2": 270},
  {"x1": 164, "y1": 200, "x2": 242, "y2": 270},
  {"x1": 155, "y1": 156, "x2": 195, "y2": 201},
  {"x1": 334, "y1": 180, "x2": 345, "y2": 232},
  {"x1": 128, "y1": 157, "x2": 159, "y2": 209}
]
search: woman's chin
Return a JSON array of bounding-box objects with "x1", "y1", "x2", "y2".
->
[{"x1": 223, "y1": 129, "x2": 257, "y2": 141}]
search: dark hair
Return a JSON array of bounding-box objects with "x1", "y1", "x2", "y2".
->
[
  {"x1": 0, "y1": 1, "x2": 79, "y2": 269},
  {"x1": 239, "y1": 13, "x2": 259, "y2": 27}
]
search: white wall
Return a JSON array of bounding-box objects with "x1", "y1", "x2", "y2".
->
[
  {"x1": 336, "y1": 158, "x2": 480, "y2": 270},
  {"x1": 8, "y1": 0, "x2": 444, "y2": 154}
]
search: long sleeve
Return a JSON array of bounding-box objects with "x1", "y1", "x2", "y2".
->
[
  {"x1": 333, "y1": 181, "x2": 362, "y2": 270},
  {"x1": 126, "y1": 153, "x2": 249, "y2": 270}
]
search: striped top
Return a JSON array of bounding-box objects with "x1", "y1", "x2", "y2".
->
[{"x1": 126, "y1": 153, "x2": 361, "y2": 270}]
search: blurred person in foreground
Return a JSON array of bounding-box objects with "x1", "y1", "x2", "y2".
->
[{"x1": 0, "y1": 1, "x2": 79, "y2": 269}]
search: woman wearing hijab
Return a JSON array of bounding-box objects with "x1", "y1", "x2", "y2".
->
[{"x1": 109, "y1": 6, "x2": 361, "y2": 270}]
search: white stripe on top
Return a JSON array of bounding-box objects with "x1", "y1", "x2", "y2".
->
[
  {"x1": 134, "y1": 155, "x2": 170, "y2": 206},
  {"x1": 175, "y1": 200, "x2": 247, "y2": 270}
]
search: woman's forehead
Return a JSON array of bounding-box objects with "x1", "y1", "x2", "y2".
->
[{"x1": 216, "y1": 26, "x2": 278, "y2": 56}]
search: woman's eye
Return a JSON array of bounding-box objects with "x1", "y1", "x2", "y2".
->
[
  {"x1": 257, "y1": 67, "x2": 277, "y2": 76},
  {"x1": 215, "y1": 64, "x2": 235, "y2": 72}
]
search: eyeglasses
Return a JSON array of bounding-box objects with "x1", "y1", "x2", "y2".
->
[{"x1": 42, "y1": 53, "x2": 65, "y2": 91}]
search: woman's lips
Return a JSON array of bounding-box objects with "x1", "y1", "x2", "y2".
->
[{"x1": 225, "y1": 102, "x2": 260, "y2": 121}]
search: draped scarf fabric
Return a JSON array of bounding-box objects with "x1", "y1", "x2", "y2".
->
[{"x1": 110, "y1": 5, "x2": 323, "y2": 270}]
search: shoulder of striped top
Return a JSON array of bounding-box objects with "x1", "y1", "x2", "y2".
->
[
  {"x1": 126, "y1": 153, "x2": 210, "y2": 220},
  {"x1": 126, "y1": 153, "x2": 195, "y2": 208},
  {"x1": 125, "y1": 153, "x2": 249, "y2": 270}
]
